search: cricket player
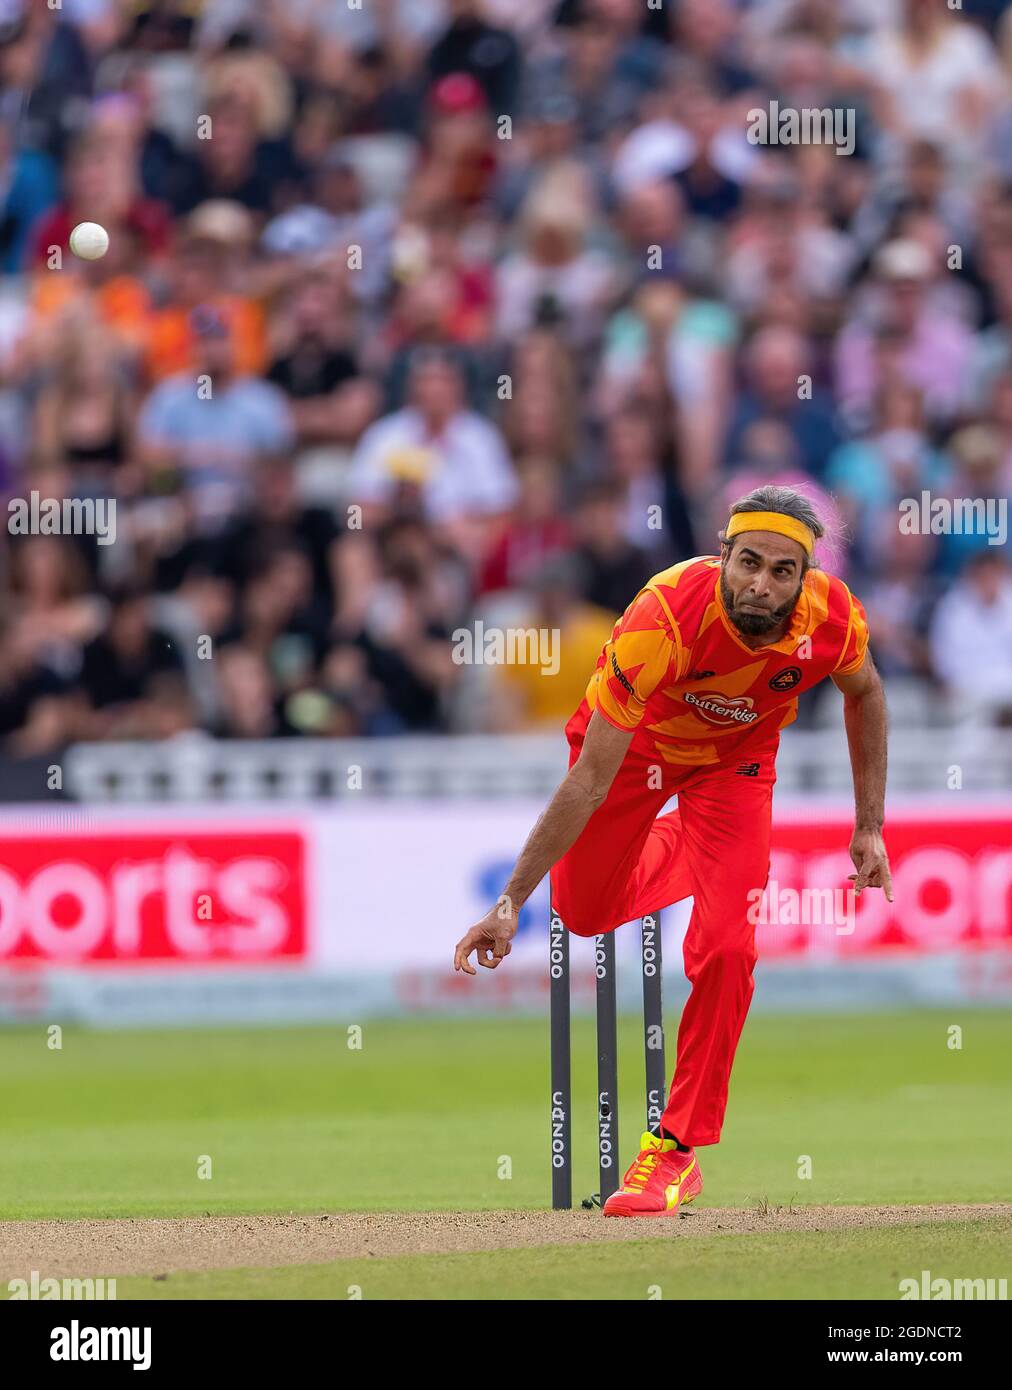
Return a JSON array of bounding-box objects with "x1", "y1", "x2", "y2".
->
[{"x1": 453, "y1": 485, "x2": 893, "y2": 1217}]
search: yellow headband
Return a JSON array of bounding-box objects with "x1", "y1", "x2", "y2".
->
[{"x1": 725, "y1": 511, "x2": 815, "y2": 557}]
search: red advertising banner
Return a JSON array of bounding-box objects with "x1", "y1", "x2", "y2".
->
[
  {"x1": 761, "y1": 812, "x2": 1012, "y2": 956},
  {"x1": 0, "y1": 808, "x2": 1006, "y2": 969},
  {"x1": 0, "y1": 832, "x2": 306, "y2": 964}
]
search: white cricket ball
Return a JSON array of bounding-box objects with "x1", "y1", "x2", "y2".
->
[{"x1": 69, "y1": 221, "x2": 110, "y2": 261}]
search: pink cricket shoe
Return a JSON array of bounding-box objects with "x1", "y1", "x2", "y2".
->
[{"x1": 602, "y1": 1131, "x2": 703, "y2": 1217}]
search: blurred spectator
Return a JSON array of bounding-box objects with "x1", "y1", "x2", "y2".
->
[
  {"x1": 723, "y1": 173, "x2": 853, "y2": 316},
  {"x1": 601, "y1": 406, "x2": 682, "y2": 560},
  {"x1": 261, "y1": 151, "x2": 396, "y2": 307},
  {"x1": 492, "y1": 87, "x2": 584, "y2": 222},
  {"x1": 0, "y1": 3, "x2": 92, "y2": 160},
  {"x1": 528, "y1": 0, "x2": 665, "y2": 144},
  {"x1": 836, "y1": 237, "x2": 976, "y2": 428},
  {"x1": 328, "y1": 530, "x2": 459, "y2": 733},
  {"x1": 571, "y1": 480, "x2": 656, "y2": 617},
  {"x1": 214, "y1": 643, "x2": 282, "y2": 739},
  {"x1": 33, "y1": 318, "x2": 139, "y2": 495},
  {"x1": 0, "y1": 116, "x2": 59, "y2": 273},
  {"x1": 501, "y1": 329, "x2": 581, "y2": 474},
  {"x1": 138, "y1": 305, "x2": 294, "y2": 529},
  {"x1": 862, "y1": 0, "x2": 1005, "y2": 160},
  {"x1": 145, "y1": 202, "x2": 266, "y2": 381},
  {"x1": 725, "y1": 325, "x2": 842, "y2": 481},
  {"x1": 163, "y1": 455, "x2": 342, "y2": 613},
  {"x1": 221, "y1": 544, "x2": 328, "y2": 705},
  {"x1": 159, "y1": 89, "x2": 299, "y2": 217},
  {"x1": 495, "y1": 166, "x2": 618, "y2": 349},
  {"x1": 938, "y1": 423, "x2": 1011, "y2": 575},
  {"x1": 860, "y1": 523, "x2": 940, "y2": 678},
  {"x1": 599, "y1": 275, "x2": 735, "y2": 493},
  {"x1": 426, "y1": 0, "x2": 521, "y2": 114},
  {"x1": 346, "y1": 347, "x2": 517, "y2": 559},
  {"x1": 851, "y1": 138, "x2": 974, "y2": 258},
  {"x1": 670, "y1": 0, "x2": 753, "y2": 95},
  {"x1": 0, "y1": 613, "x2": 79, "y2": 755},
  {"x1": 825, "y1": 381, "x2": 950, "y2": 582},
  {"x1": 7, "y1": 537, "x2": 105, "y2": 671},
  {"x1": 929, "y1": 550, "x2": 1012, "y2": 722},
  {"x1": 308, "y1": 641, "x2": 404, "y2": 738},
  {"x1": 382, "y1": 214, "x2": 495, "y2": 362},
  {"x1": 988, "y1": 371, "x2": 1012, "y2": 489},
  {"x1": 478, "y1": 457, "x2": 572, "y2": 596},
  {"x1": 669, "y1": 74, "x2": 753, "y2": 223},
  {"x1": 154, "y1": 566, "x2": 234, "y2": 726},
  {"x1": 969, "y1": 254, "x2": 1012, "y2": 408},
  {"x1": 266, "y1": 272, "x2": 379, "y2": 449},
  {"x1": 409, "y1": 71, "x2": 498, "y2": 218},
  {"x1": 79, "y1": 584, "x2": 189, "y2": 738},
  {"x1": 615, "y1": 181, "x2": 688, "y2": 283},
  {"x1": 488, "y1": 553, "x2": 617, "y2": 731},
  {"x1": 28, "y1": 127, "x2": 171, "y2": 269}
]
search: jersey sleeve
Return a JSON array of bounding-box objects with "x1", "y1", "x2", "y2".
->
[
  {"x1": 835, "y1": 591, "x2": 870, "y2": 676},
  {"x1": 594, "y1": 588, "x2": 682, "y2": 730}
]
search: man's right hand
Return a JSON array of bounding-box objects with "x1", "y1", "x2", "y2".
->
[{"x1": 453, "y1": 898, "x2": 518, "y2": 975}]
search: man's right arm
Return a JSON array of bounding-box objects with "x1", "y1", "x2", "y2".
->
[{"x1": 452, "y1": 712, "x2": 634, "y2": 974}]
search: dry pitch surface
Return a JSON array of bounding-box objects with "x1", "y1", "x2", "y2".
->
[{"x1": 3, "y1": 1205, "x2": 1011, "y2": 1281}]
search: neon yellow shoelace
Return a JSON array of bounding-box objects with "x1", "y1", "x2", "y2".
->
[{"x1": 625, "y1": 1150, "x2": 660, "y2": 1190}]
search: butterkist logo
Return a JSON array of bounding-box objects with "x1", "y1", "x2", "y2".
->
[{"x1": 684, "y1": 692, "x2": 759, "y2": 725}]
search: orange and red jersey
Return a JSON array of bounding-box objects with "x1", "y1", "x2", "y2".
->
[{"x1": 580, "y1": 556, "x2": 869, "y2": 767}]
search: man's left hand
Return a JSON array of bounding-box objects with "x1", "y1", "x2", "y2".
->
[{"x1": 848, "y1": 827, "x2": 894, "y2": 900}]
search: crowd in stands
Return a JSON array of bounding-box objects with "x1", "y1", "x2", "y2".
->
[{"x1": 0, "y1": 0, "x2": 1010, "y2": 752}]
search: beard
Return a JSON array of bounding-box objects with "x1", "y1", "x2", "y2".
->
[{"x1": 720, "y1": 571, "x2": 802, "y2": 637}]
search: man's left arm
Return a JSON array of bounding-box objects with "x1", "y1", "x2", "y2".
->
[{"x1": 832, "y1": 652, "x2": 894, "y2": 901}]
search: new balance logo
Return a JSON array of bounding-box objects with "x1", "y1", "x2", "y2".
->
[{"x1": 736, "y1": 762, "x2": 761, "y2": 777}]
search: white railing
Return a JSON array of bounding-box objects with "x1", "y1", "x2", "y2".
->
[{"x1": 63, "y1": 725, "x2": 1012, "y2": 802}]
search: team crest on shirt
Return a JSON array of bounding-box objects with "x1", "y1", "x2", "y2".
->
[
  {"x1": 768, "y1": 666, "x2": 803, "y2": 692},
  {"x1": 684, "y1": 692, "x2": 759, "y2": 725}
]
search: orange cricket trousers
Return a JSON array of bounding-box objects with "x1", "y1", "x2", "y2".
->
[{"x1": 549, "y1": 702, "x2": 777, "y2": 1147}]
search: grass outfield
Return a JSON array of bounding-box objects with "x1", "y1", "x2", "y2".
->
[
  {"x1": 2, "y1": 1010, "x2": 1010, "y2": 1218},
  {"x1": 1, "y1": 1011, "x2": 1010, "y2": 1298}
]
